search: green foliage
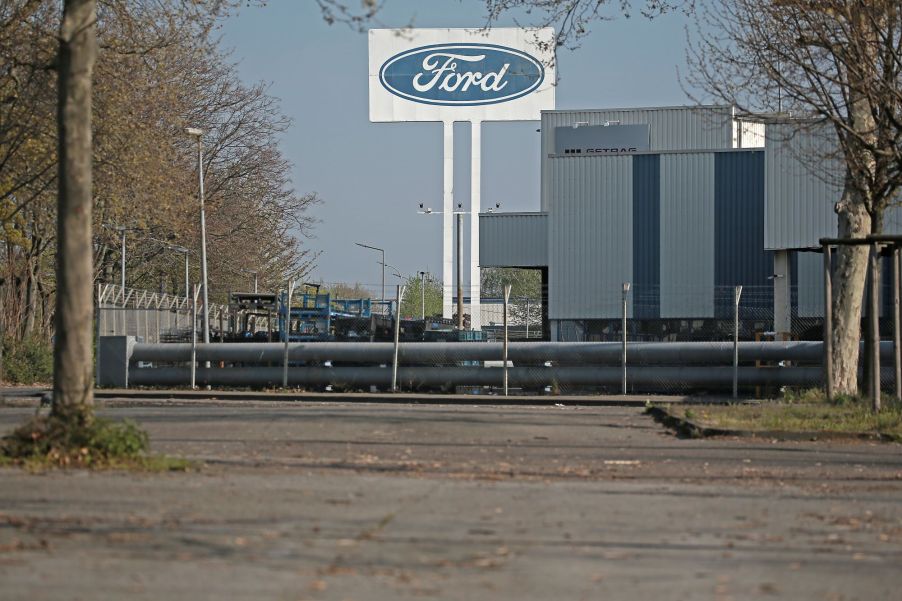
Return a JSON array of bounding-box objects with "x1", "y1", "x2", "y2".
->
[
  {"x1": 400, "y1": 272, "x2": 442, "y2": 318},
  {"x1": 0, "y1": 415, "x2": 162, "y2": 469},
  {"x1": 2, "y1": 336, "x2": 53, "y2": 384},
  {"x1": 481, "y1": 267, "x2": 541, "y2": 299}
]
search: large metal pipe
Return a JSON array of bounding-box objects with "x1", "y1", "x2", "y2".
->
[
  {"x1": 130, "y1": 340, "x2": 895, "y2": 366},
  {"x1": 128, "y1": 365, "x2": 836, "y2": 389}
]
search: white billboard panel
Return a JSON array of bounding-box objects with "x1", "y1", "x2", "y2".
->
[{"x1": 369, "y1": 28, "x2": 556, "y2": 122}]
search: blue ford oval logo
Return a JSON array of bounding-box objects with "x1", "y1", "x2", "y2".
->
[{"x1": 379, "y1": 43, "x2": 545, "y2": 106}]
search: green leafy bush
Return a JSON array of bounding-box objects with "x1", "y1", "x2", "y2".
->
[{"x1": 2, "y1": 336, "x2": 53, "y2": 384}]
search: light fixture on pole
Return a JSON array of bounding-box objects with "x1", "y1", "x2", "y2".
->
[
  {"x1": 241, "y1": 268, "x2": 259, "y2": 293},
  {"x1": 355, "y1": 242, "x2": 385, "y2": 310},
  {"x1": 418, "y1": 271, "x2": 427, "y2": 321},
  {"x1": 102, "y1": 223, "x2": 137, "y2": 292},
  {"x1": 186, "y1": 126, "x2": 210, "y2": 347},
  {"x1": 621, "y1": 281, "x2": 631, "y2": 395},
  {"x1": 418, "y1": 202, "x2": 469, "y2": 330},
  {"x1": 168, "y1": 245, "x2": 190, "y2": 300},
  {"x1": 379, "y1": 261, "x2": 403, "y2": 280}
]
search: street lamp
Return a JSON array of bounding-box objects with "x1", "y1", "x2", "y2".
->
[
  {"x1": 168, "y1": 245, "x2": 190, "y2": 300},
  {"x1": 102, "y1": 223, "x2": 138, "y2": 292},
  {"x1": 145, "y1": 236, "x2": 191, "y2": 300},
  {"x1": 355, "y1": 242, "x2": 385, "y2": 310},
  {"x1": 379, "y1": 261, "x2": 403, "y2": 280},
  {"x1": 418, "y1": 271, "x2": 427, "y2": 321},
  {"x1": 241, "y1": 268, "x2": 258, "y2": 293},
  {"x1": 186, "y1": 126, "x2": 210, "y2": 346},
  {"x1": 418, "y1": 202, "x2": 469, "y2": 329}
]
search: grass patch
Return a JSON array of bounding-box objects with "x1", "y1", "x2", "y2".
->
[
  {"x1": 0, "y1": 413, "x2": 195, "y2": 471},
  {"x1": 659, "y1": 390, "x2": 902, "y2": 441}
]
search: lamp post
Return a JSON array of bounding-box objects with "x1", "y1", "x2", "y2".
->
[
  {"x1": 118, "y1": 227, "x2": 125, "y2": 291},
  {"x1": 355, "y1": 242, "x2": 384, "y2": 311},
  {"x1": 186, "y1": 127, "x2": 210, "y2": 346},
  {"x1": 418, "y1": 203, "x2": 469, "y2": 329},
  {"x1": 102, "y1": 223, "x2": 135, "y2": 292},
  {"x1": 622, "y1": 281, "x2": 630, "y2": 395},
  {"x1": 379, "y1": 262, "x2": 403, "y2": 317},
  {"x1": 242, "y1": 269, "x2": 258, "y2": 293},
  {"x1": 169, "y1": 245, "x2": 190, "y2": 300},
  {"x1": 418, "y1": 271, "x2": 427, "y2": 320},
  {"x1": 379, "y1": 262, "x2": 403, "y2": 281}
]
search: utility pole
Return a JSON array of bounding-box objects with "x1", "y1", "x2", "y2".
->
[
  {"x1": 186, "y1": 127, "x2": 210, "y2": 347},
  {"x1": 119, "y1": 227, "x2": 126, "y2": 291},
  {"x1": 419, "y1": 271, "x2": 426, "y2": 320},
  {"x1": 621, "y1": 282, "x2": 630, "y2": 395},
  {"x1": 457, "y1": 212, "x2": 463, "y2": 329},
  {"x1": 356, "y1": 242, "x2": 385, "y2": 313}
]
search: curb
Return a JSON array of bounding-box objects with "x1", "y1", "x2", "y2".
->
[
  {"x1": 645, "y1": 405, "x2": 900, "y2": 442},
  {"x1": 1, "y1": 387, "x2": 690, "y2": 407},
  {"x1": 90, "y1": 389, "x2": 663, "y2": 407}
]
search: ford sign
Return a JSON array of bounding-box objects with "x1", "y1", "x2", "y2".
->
[{"x1": 379, "y1": 43, "x2": 545, "y2": 106}]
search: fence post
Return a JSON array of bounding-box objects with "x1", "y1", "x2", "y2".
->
[
  {"x1": 190, "y1": 284, "x2": 199, "y2": 389},
  {"x1": 503, "y1": 285, "x2": 512, "y2": 396},
  {"x1": 95, "y1": 282, "x2": 101, "y2": 386},
  {"x1": 894, "y1": 246, "x2": 901, "y2": 402},
  {"x1": 823, "y1": 244, "x2": 833, "y2": 401},
  {"x1": 870, "y1": 243, "x2": 881, "y2": 412},
  {"x1": 283, "y1": 281, "x2": 294, "y2": 389},
  {"x1": 622, "y1": 282, "x2": 630, "y2": 395},
  {"x1": 392, "y1": 285, "x2": 405, "y2": 392},
  {"x1": 525, "y1": 297, "x2": 530, "y2": 339},
  {"x1": 733, "y1": 285, "x2": 743, "y2": 399}
]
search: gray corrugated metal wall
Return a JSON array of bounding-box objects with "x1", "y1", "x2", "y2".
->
[
  {"x1": 797, "y1": 250, "x2": 824, "y2": 318},
  {"x1": 548, "y1": 156, "x2": 633, "y2": 320},
  {"x1": 479, "y1": 213, "x2": 548, "y2": 267},
  {"x1": 714, "y1": 151, "x2": 773, "y2": 318},
  {"x1": 764, "y1": 122, "x2": 840, "y2": 249},
  {"x1": 660, "y1": 153, "x2": 715, "y2": 317},
  {"x1": 541, "y1": 106, "x2": 737, "y2": 211},
  {"x1": 632, "y1": 155, "x2": 661, "y2": 319},
  {"x1": 765, "y1": 122, "x2": 902, "y2": 249}
]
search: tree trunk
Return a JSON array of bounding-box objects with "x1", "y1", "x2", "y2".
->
[
  {"x1": 52, "y1": 0, "x2": 96, "y2": 423},
  {"x1": 831, "y1": 187, "x2": 871, "y2": 396}
]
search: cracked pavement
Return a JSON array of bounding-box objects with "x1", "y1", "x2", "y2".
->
[{"x1": 1, "y1": 401, "x2": 901, "y2": 600}]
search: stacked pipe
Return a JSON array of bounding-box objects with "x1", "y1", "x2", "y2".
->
[{"x1": 123, "y1": 341, "x2": 896, "y2": 390}]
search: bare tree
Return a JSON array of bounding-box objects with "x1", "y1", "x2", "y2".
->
[
  {"x1": 687, "y1": 0, "x2": 902, "y2": 396},
  {"x1": 52, "y1": 0, "x2": 96, "y2": 421},
  {"x1": 483, "y1": 0, "x2": 683, "y2": 49}
]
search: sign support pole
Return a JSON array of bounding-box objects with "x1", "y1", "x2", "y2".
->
[
  {"x1": 470, "y1": 120, "x2": 482, "y2": 330},
  {"x1": 442, "y1": 119, "x2": 454, "y2": 320}
]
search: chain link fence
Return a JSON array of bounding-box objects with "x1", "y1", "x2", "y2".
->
[
  {"x1": 97, "y1": 284, "x2": 230, "y2": 344},
  {"x1": 99, "y1": 282, "x2": 902, "y2": 396}
]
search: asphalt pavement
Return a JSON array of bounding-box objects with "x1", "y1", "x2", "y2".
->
[{"x1": 1, "y1": 399, "x2": 901, "y2": 600}]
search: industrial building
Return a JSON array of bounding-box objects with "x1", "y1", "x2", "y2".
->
[{"x1": 480, "y1": 105, "x2": 902, "y2": 341}]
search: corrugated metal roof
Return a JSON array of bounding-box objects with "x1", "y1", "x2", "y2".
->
[
  {"x1": 548, "y1": 156, "x2": 633, "y2": 319},
  {"x1": 479, "y1": 212, "x2": 548, "y2": 267}
]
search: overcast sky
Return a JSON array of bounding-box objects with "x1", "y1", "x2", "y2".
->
[{"x1": 220, "y1": 1, "x2": 696, "y2": 293}]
